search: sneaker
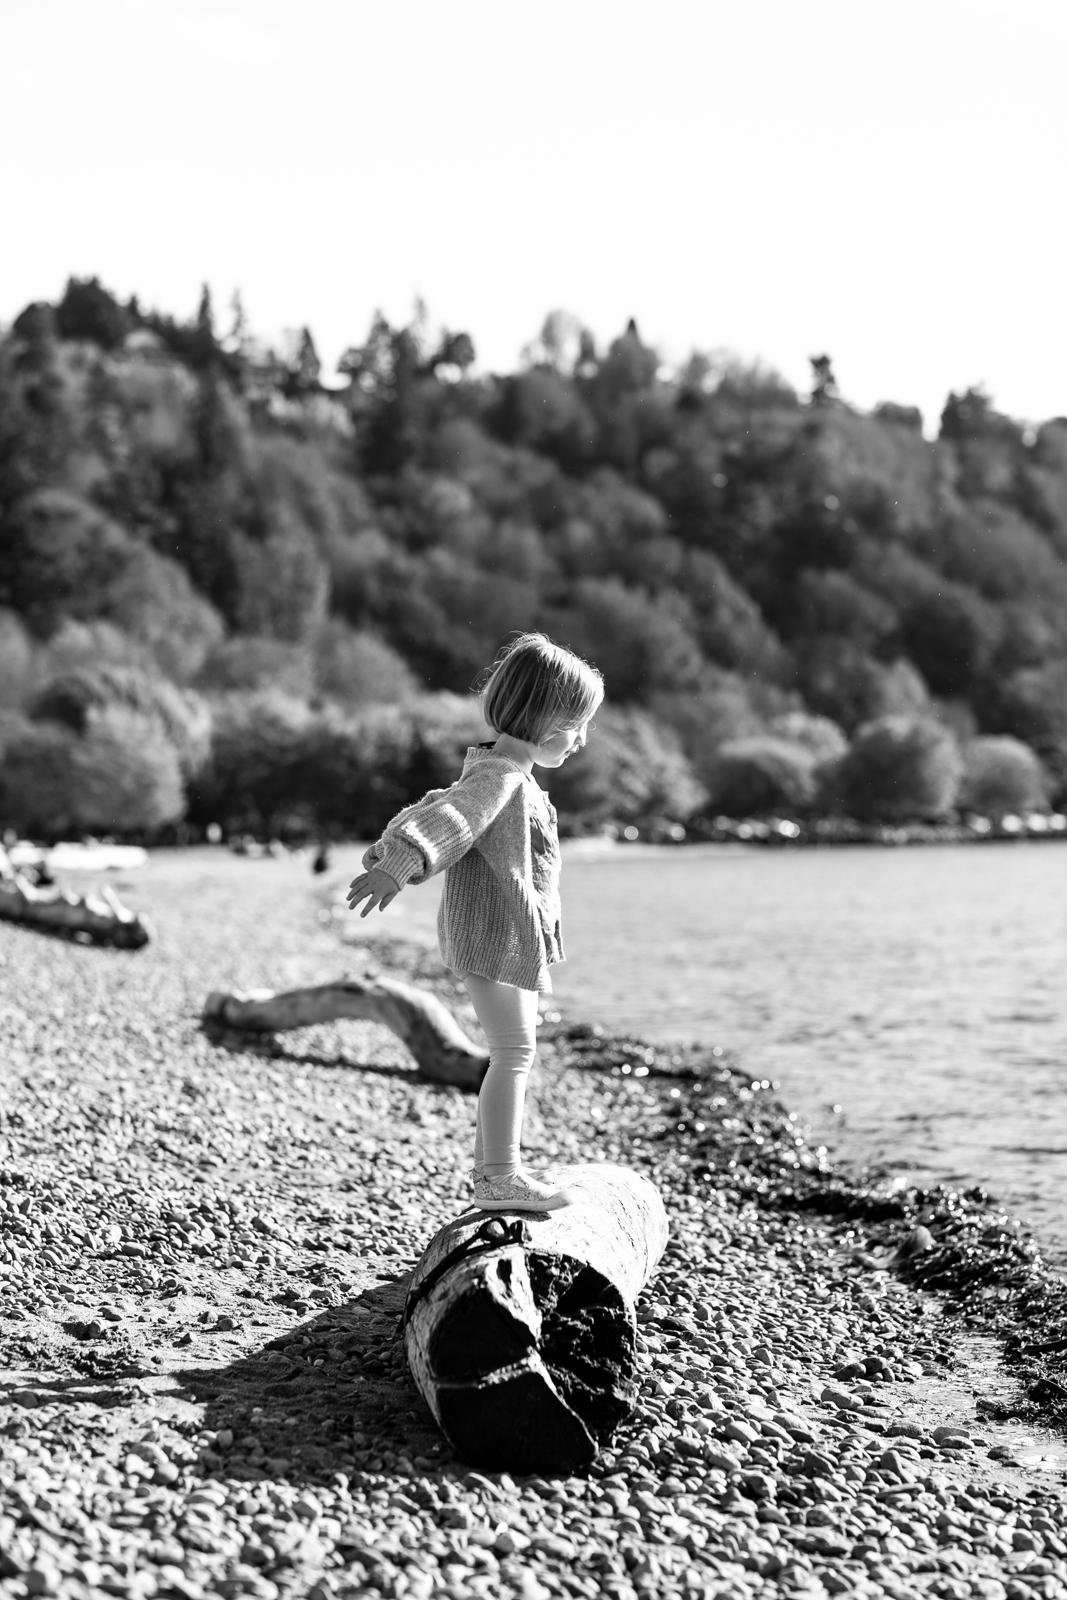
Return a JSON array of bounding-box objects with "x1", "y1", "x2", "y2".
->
[{"x1": 471, "y1": 1170, "x2": 575, "y2": 1213}]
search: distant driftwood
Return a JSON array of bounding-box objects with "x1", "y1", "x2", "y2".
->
[
  {"x1": 404, "y1": 1163, "x2": 669, "y2": 1472},
  {"x1": 0, "y1": 847, "x2": 151, "y2": 948},
  {"x1": 202, "y1": 973, "x2": 488, "y2": 1090}
]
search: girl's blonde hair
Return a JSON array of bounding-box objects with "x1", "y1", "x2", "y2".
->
[{"x1": 479, "y1": 632, "x2": 604, "y2": 744}]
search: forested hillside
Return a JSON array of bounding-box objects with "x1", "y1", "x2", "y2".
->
[{"x1": 2, "y1": 276, "x2": 1066, "y2": 840}]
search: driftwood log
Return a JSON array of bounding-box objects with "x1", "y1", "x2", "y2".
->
[
  {"x1": 404, "y1": 1163, "x2": 668, "y2": 1472},
  {"x1": 0, "y1": 849, "x2": 151, "y2": 948},
  {"x1": 202, "y1": 974, "x2": 488, "y2": 1090}
]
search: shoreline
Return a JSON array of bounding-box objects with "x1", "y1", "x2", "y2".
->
[
  {"x1": 1, "y1": 846, "x2": 1066, "y2": 1600},
  {"x1": 582, "y1": 813, "x2": 1067, "y2": 850}
]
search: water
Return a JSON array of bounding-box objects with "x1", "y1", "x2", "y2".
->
[{"x1": 371, "y1": 840, "x2": 1067, "y2": 1273}]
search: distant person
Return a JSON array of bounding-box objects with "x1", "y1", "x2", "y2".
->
[{"x1": 346, "y1": 632, "x2": 603, "y2": 1213}]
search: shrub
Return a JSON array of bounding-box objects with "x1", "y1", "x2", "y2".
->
[
  {"x1": 0, "y1": 489, "x2": 136, "y2": 635},
  {"x1": 0, "y1": 708, "x2": 183, "y2": 837},
  {"x1": 97, "y1": 545, "x2": 225, "y2": 681},
  {"x1": 68, "y1": 707, "x2": 185, "y2": 834},
  {"x1": 197, "y1": 636, "x2": 314, "y2": 699},
  {"x1": 37, "y1": 619, "x2": 153, "y2": 676},
  {"x1": 30, "y1": 662, "x2": 211, "y2": 780},
  {"x1": 407, "y1": 692, "x2": 489, "y2": 777},
  {"x1": 230, "y1": 522, "x2": 329, "y2": 645},
  {"x1": 0, "y1": 719, "x2": 71, "y2": 836},
  {"x1": 313, "y1": 622, "x2": 418, "y2": 709},
  {"x1": 702, "y1": 737, "x2": 817, "y2": 817},
  {"x1": 899, "y1": 582, "x2": 1000, "y2": 698},
  {"x1": 551, "y1": 577, "x2": 706, "y2": 702},
  {"x1": 189, "y1": 691, "x2": 313, "y2": 834},
  {"x1": 683, "y1": 551, "x2": 786, "y2": 675},
  {"x1": 0, "y1": 608, "x2": 34, "y2": 708},
  {"x1": 545, "y1": 706, "x2": 706, "y2": 829},
  {"x1": 989, "y1": 660, "x2": 1067, "y2": 801},
  {"x1": 652, "y1": 678, "x2": 797, "y2": 790},
  {"x1": 797, "y1": 639, "x2": 930, "y2": 732},
  {"x1": 958, "y1": 736, "x2": 1049, "y2": 817},
  {"x1": 830, "y1": 716, "x2": 963, "y2": 822},
  {"x1": 190, "y1": 690, "x2": 483, "y2": 838},
  {"x1": 292, "y1": 693, "x2": 488, "y2": 837},
  {"x1": 790, "y1": 569, "x2": 897, "y2": 651},
  {"x1": 766, "y1": 711, "x2": 848, "y2": 765}
]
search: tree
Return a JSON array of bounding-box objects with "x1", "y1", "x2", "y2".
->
[
  {"x1": 0, "y1": 707, "x2": 183, "y2": 837},
  {"x1": 94, "y1": 544, "x2": 225, "y2": 682},
  {"x1": 197, "y1": 636, "x2": 314, "y2": 700},
  {"x1": 30, "y1": 661, "x2": 211, "y2": 780},
  {"x1": 796, "y1": 638, "x2": 929, "y2": 732},
  {"x1": 0, "y1": 608, "x2": 34, "y2": 708},
  {"x1": 544, "y1": 706, "x2": 705, "y2": 829},
  {"x1": 2, "y1": 307, "x2": 71, "y2": 495},
  {"x1": 987, "y1": 660, "x2": 1067, "y2": 800},
  {"x1": 190, "y1": 690, "x2": 313, "y2": 833},
  {"x1": 789, "y1": 569, "x2": 897, "y2": 652},
  {"x1": 682, "y1": 551, "x2": 785, "y2": 675},
  {"x1": 312, "y1": 622, "x2": 418, "y2": 709},
  {"x1": 809, "y1": 354, "x2": 838, "y2": 407},
  {"x1": 831, "y1": 716, "x2": 962, "y2": 822},
  {"x1": 958, "y1": 737, "x2": 1049, "y2": 818},
  {"x1": 192, "y1": 282, "x2": 219, "y2": 371},
  {"x1": 899, "y1": 583, "x2": 1000, "y2": 697},
  {"x1": 0, "y1": 491, "x2": 136, "y2": 635},
  {"x1": 551, "y1": 578, "x2": 706, "y2": 702},
  {"x1": 55, "y1": 276, "x2": 131, "y2": 350},
  {"x1": 492, "y1": 368, "x2": 595, "y2": 470},
  {"x1": 702, "y1": 736, "x2": 818, "y2": 817},
  {"x1": 523, "y1": 311, "x2": 575, "y2": 373},
  {"x1": 220, "y1": 289, "x2": 252, "y2": 387},
  {"x1": 939, "y1": 385, "x2": 1016, "y2": 443},
  {"x1": 230, "y1": 519, "x2": 329, "y2": 645},
  {"x1": 283, "y1": 327, "x2": 322, "y2": 397},
  {"x1": 766, "y1": 711, "x2": 848, "y2": 765},
  {"x1": 428, "y1": 329, "x2": 476, "y2": 379}
]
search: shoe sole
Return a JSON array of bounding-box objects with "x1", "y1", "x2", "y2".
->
[{"x1": 472, "y1": 1191, "x2": 575, "y2": 1213}]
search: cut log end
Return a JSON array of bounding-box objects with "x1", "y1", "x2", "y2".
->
[
  {"x1": 405, "y1": 1165, "x2": 667, "y2": 1472},
  {"x1": 436, "y1": 1362, "x2": 598, "y2": 1473}
]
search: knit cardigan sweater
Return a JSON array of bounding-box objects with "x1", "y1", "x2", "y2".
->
[{"x1": 362, "y1": 745, "x2": 564, "y2": 992}]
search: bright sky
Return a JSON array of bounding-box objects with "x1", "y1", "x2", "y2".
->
[{"x1": 4, "y1": 0, "x2": 1065, "y2": 432}]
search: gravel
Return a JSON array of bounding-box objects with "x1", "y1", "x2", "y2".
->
[{"x1": 2, "y1": 843, "x2": 1067, "y2": 1600}]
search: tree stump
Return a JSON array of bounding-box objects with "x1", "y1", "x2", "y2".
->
[
  {"x1": 0, "y1": 848, "x2": 151, "y2": 948},
  {"x1": 403, "y1": 1163, "x2": 668, "y2": 1472},
  {"x1": 202, "y1": 974, "x2": 488, "y2": 1090}
]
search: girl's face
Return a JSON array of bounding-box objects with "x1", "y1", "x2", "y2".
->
[{"x1": 532, "y1": 719, "x2": 592, "y2": 769}]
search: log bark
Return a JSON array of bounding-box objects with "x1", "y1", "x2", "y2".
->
[
  {"x1": 403, "y1": 1163, "x2": 669, "y2": 1472},
  {"x1": 202, "y1": 975, "x2": 488, "y2": 1090},
  {"x1": 0, "y1": 849, "x2": 151, "y2": 948}
]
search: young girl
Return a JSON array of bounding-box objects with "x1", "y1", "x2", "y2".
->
[{"x1": 346, "y1": 633, "x2": 604, "y2": 1213}]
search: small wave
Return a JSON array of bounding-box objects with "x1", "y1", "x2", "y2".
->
[
  {"x1": 993, "y1": 1145, "x2": 1067, "y2": 1156},
  {"x1": 995, "y1": 1011, "x2": 1057, "y2": 1025}
]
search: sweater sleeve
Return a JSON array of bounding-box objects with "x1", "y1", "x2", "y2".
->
[{"x1": 362, "y1": 763, "x2": 522, "y2": 888}]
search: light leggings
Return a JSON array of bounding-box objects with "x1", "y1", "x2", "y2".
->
[{"x1": 462, "y1": 974, "x2": 539, "y2": 1177}]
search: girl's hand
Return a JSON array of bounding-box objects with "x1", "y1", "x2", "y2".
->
[{"x1": 346, "y1": 867, "x2": 401, "y2": 917}]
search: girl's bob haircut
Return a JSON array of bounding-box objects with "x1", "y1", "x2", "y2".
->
[{"x1": 479, "y1": 632, "x2": 604, "y2": 745}]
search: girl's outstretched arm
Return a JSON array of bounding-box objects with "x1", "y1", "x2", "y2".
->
[{"x1": 358, "y1": 763, "x2": 523, "y2": 892}]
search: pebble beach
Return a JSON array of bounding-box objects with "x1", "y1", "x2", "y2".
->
[{"x1": 3, "y1": 846, "x2": 1067, "y2": 1600}]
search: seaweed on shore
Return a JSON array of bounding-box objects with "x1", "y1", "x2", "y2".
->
[{"x1": 552, "y1": 1016, "x2": 1067, "y2": 1438}]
